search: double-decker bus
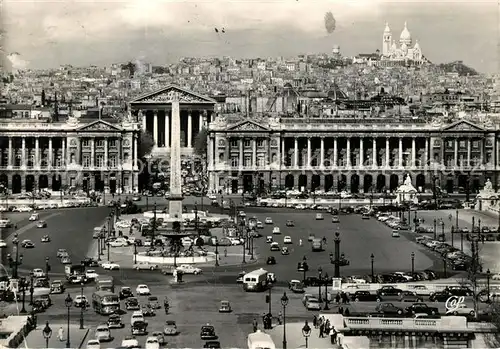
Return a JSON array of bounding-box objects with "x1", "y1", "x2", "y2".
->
[{"x1": 92, "y1": 291, "x2": 120, "y2": 315}]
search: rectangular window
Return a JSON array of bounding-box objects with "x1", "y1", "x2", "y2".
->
[
  {"x1": 82, "y1": 139, "x2": 90, "y2": 147},
  {"x1": 230, "y1": 139, "x2": 238, "y2": 147},
  {"x1": 124, "y1": 153, "x2": 130, "y2": 163},
  {"x1": 257, "y1": 155, "x2": 265, "y2": 166},
  {"x1": 96, "y1": 154, "x2": 104, "y2": 167},
  {"x1": 257, "y1": 139, "x2": 264, "y2": 147},
  {"x1": 83, "y1": 155, "x2": 90, "y2": 167},
  {"x1": 446, "y1": 141, "x2": 453, "y2": 149},
  {"x1": 459, "y1": 140, "x2": 466, "y2": 148},
  {"x1": 1, "y1": 152, "x2": 7, "y2": 166},
  {"x1": 109, "y1": 139, "x2": 117, "y2": 148},
  {"x1": 244, "y1": 156, "x2": 252, "y2": 166},
  {"x1": 231, "y1": 156, "x2": 239, "y2": 167},
  {"x1": 15, "y1": 154, "x2": 21, "y2": 167},
  {"x1": 55, "y1": 155, "x2": 62, "y2": 167},
  {"x1": 109, "y1": 156, "x2": 117, "y2": 167},
  {"x1": 244, "y1": 140, "x2": 251, "y2": 147},
  {"x1": 473, "y1": 141, "x2": 480, "y2": 148},
  {"x1": 96, "y1": 139, "x2": 104, "y2": 147}
]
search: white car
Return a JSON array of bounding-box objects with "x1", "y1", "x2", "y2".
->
[
  {"x1": 229, "y1": 237, "x2": 242, "y2": 246},
  {"x1": 315, "y1": 213, "x2": 324, "y2": 220},
  {"x1": 145, "y1": 336, "x2": 160, "y2": 349},
  {"x1": 85, "y1": 269, "x2": 98, "y2": 280},
  {"x1": 121, "y1": 336, "x2": 140, "y2": 348},
  {"x1": 283, "y1": 236, "x2": 292, "y2": 244},
  {"x1": 29, "y1": 213, "x2": 39, "y2": 221},
  {"x1": 492, "y1": 273, "x2": 500, "y2": 281},
  {"x1": 177, "y1": 264, "x2": 202, "y2": 275},
  {"x1": 109, "y1": 238, "x2": 128, "y2": 247},
  {"x1": 272, "y1": 226, "x2": 281, "y2": 234},
  {"x1": 136, "y1": 284, "x2": 151, "y2": 295},
  {"x1": 392, "y1": 230, "x2": 400, "y2": 238},
  {"x1": 445, "y1": 303, "x2": 475, "y2": 316},
  {"x1": 86, "y1": 339, "x2": 101, "y2": 349},
  {"x1": 95, "y1": 324, "x2": 112, "y2": 342},
  {"x1": 101, "y1": 261, "x2": 120, "y2": 270},
  {"x1": 130, "y1": 311, "x2": 145, "y2": 325},
  {"x1": 0, "y1": 239, "x2": 7, "y2": 248},
  {"x1": 306, "y1": 298, "x2": 321, "y2": 310},
  {"x1": 74, "y1": 295, "x2": 88, "y2": 307},
  {"x1": 265, "y1": 217, "x2": 273, "y2": 224},
  {"x1": 32, "y1": 268, "x2": 45, "y2": 278}
]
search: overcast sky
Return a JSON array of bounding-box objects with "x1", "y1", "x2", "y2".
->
[{"x1": 2, "y1": 0, "x2": 498, "y2": 73}]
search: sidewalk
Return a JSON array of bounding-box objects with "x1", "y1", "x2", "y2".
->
[
  {"x1": 267, "y1": 322, "x2": 341, "y2": 349},
  {"x1": 23, "y1": 324, "x2": 89, "y2": 349}
]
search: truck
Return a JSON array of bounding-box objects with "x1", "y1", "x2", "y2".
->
[
  {"x1": 311, "y1": 238, "x2": 324, "y2": 252},
  {"x1": 247, "y1": 330, "x2": 275, "y2": 349},
  {"x1": 243, "y1": 268, "x2": 269, "y2": 292},
  {"x1": 95, "y1": 275, "x2": 114, "y2": 293},
  {"x1": 65, "y1": 265, "x2": 85, "y2": 278}
]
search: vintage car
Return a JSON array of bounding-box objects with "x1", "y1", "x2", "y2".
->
[
  {"x1": 218, "y1": 300, "x2": 232, "y2": 313},
  {"x1": 142, "y1": 305, "x2": 156, "y2": 317},
  {"x1": 41, "y1": 235, "x2": 51, "y2": 243},
  {"x1": 50, "y1": 280, "x2": 65, "y2": 294},
  {"x1": 281, "y1": 247, "x2": 289, "y2": 255},
  {"x1": 147, "y1": 296, "x2": 161, "y2": 309},
  {"x1": 289, "y1": 280, "x2": 305, "y2": 294},
  {"x1": 150, "y1": 331, "x2": 166, "y2": 345},
  {"x1": 163, "y1": 320, "x2": 178, "y2": 336},
  {"x1": 200, "y1": 325, "x2": 217, "y2": 340},
  {"x1": 107, "y1": 314, "x2": 125, "y2": 329},
  {"x1": 286, "y1": 220, "x2": 294, "y2": 227},
  {"x1": 131, "y1": 321, "x2": 148, "y2": 336},
  {"x1": 236, "y1": 271, "x2": 246, "y2": 284},
  {"x1": 125, "y1": 297, "x2": 140, "y2": 310},
  {"x1": 119, "y1": 287, "x2": 134, "y2": 300},
  {"x1": 36, "y1": 220, "x2": 47, "y2": 228}
]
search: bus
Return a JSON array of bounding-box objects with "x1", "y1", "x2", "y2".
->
[
  {"x1": 95, "y1": 275, "x2": 114, "y2": 292},
  {"x1": 243, "y1": 268, "x2": 269, "y2": 292},
  {"x1": 92, "y1": 291, "x2": 120, "y2": 315}
]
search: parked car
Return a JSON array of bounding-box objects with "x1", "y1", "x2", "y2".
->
[
  {"x1": 399, "y1": 291, "x2": 424, "y2": 303},
  {"x1": 405, "y1": 303, "x2": 439, "y2": 316},
  {"x1": 375, "y1": 303, "x2": 403, "y2": 315},
  {"x1": 377, "y1": 286, "x2": 403, "y2": 297},
  {"x1": 351, "y1": 291, "x2": 381, "y2": 302}
]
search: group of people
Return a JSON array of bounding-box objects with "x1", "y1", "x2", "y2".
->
[{"x1": 313, "y1": 315, "x2": 338, "y2": 344}]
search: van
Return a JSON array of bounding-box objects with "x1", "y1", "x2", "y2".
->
[{"x1": 311, "y1": 238, "x2": 323, "y2": 252}]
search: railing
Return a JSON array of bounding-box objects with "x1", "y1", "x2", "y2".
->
[{"x1": 344, "y1": 316, "x2": 462, "y2": 331}]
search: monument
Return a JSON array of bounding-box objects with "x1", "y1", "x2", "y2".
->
[
  {"x1": 168, "y1": 93, "x2": 183, "y2": 221},
  {"x1": 395, "y1": 174, "x2": 418, "y2": 204}
]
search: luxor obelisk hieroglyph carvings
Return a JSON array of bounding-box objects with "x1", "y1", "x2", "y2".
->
[{"x1": 168, "y1": 93, "x2": 183, "y2": 219}]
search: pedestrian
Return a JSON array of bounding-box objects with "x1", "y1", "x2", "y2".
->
[
  {"x1": 338, "y1": 306, "x2": 344, "y2": 315},
  {"x1": 330, "y1": 326, "x2": 337, "y2": 344},
  {"x1": 252, "y1": 318, "x2": 258, "y2": 332},
  {"x1": 319, "y1": 323, "x2": 324, "y2": 338},
  {"x1": 312, "y1": 315, "x2": 318, "y2": 328},
  {"x1": 335, "y1": 293, "x2": 341, "y2": 304},
  {"x1": 224, "y1": 248, "x2": 227, "y2": 257},
  {"x1": 58, "y1": 327, "x2": 64, "y2": 341},
  {"x1": 278, "y1": 311, "x2": 283, "y2": 325},
  {"x1": 344, "y1": 308, "x2": 350, "y2": 316}
]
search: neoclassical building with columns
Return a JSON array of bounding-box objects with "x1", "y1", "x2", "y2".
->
[
  {"x1": 0, "y1": 114, "x2": 141, "y2": 194},
  {"x1": 129, "y1": 85, "x2": 216, "y2": 157},
  {"x1": 207, "y1": 114, "x2": 500, "y2": 194}
]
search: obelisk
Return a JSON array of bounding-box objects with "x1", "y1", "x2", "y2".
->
[{"x1": 168, "y1": 93, "x2": 183, "y2": 220}]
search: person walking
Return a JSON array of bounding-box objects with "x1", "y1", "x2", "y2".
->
[
  {"x1": 252, "y1": 318, "x2": 258, "y2": 332},
  {"x1": 278, "y1": 311, "x2": 283, "y2": 325},
  {"x1": 312, "y1": 315, "x2": 318, "y2": 328},
  {"x1": 319, "y1": 322, "x2": 324, "y2": 338},
  {"x1": 330, "y1": 326, "x2": 337, "y2": 344},
  {"x1": 58, "y1": 327, "x2": 64, "y2": 341}
]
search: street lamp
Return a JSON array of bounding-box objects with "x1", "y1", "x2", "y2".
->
[
  {"x1": 281, "y1": 292, "x2": 289, "y2": 349},
  {"x1": 79, "y1": 283, "x2": 85, "y2": 329},
  {"x1": 29, "y1": 272, "x2": 34, "y2": 305},
  {"x1": 42, "y1": 321, "x2": 52, "y2": 349},
  {"x1": 411, "y1": 252, "x2": 415, "y2": 275},
  {"x1": 45, "y1": 257, "x2": 51, "y2": 278},
  {"x1": 194, "y1": 202, "x2": 199, "y2": 237},
  {"x1": 323, "y1": 272, "x2": 330, "y2": 310},
  {"x1": 10, "y1": 233, "x2": 22, "y2": 279},
  {"x1": 370, "y1": 253, "x2": 375, "y2": 283},
  {"x1": 301, "y1": 320, "x2": 311, "y2": 349},
  {"x1": 20, "y1": 277, "x2": 27, "y2": 313},
  {"x1": 215, "y1": 239, "x2": 219, "y2": 267},
  {"x1": 64, "y1": 294, "x2": 72, "y2": 348},
  {"x1": 433, "y1": 219, "x2": 437, "y2": 240},
  {"x1": 333, "y1": 232, "x2": 341, "y2": 277},
  {"x1": 318, "y1": 266, "x2": 323, "y2": 304},
  {"x1": 487, "y1": 269, "x2": 491, "y2": 303},
  {"x1": 301, "y1": 256, "x2": 308, "y2": 282}
]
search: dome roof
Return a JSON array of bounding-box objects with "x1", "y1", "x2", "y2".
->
[
  {"x1": 384, "y1": 22, "x2": 391, "y2": 33},
  {"x1": 400, "y1": 21, "x2": 411, "y2": 41}
]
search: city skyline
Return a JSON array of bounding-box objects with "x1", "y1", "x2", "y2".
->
[{"x1": 2, "y1": 0, "x2": 498, "y2": 73}]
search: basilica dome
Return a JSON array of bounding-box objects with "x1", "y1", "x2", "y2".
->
[{"x1": 399, "y1": 22, "x2": 412, "y2": 45}]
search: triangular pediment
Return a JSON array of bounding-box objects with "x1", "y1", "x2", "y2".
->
[
  {"x1": 227, "y1": 120, "x2": 269, "y2": 132},
  {"x1": 130, "y1": 84, "x2": 216, "y2": 104},
  {"x1": 77, "y1": 119, "x2": 121, "y2": 131},
  {"x1": 442, "y1": 120, "x2": 484, "y2": 132}
]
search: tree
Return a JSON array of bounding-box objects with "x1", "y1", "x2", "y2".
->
[
  {"x1": 138, "y1": 130, "x2": 155, "y2": 159},
  {"x1": 193, "y1": 127, "x2": 208, "y2": 158}
]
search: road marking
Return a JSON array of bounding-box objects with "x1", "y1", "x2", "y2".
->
[{"x1": 6, "y1": 212, "x2": 62, "y2": 239}]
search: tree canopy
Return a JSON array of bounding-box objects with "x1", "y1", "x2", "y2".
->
[
  {"x1": 138, "y1": 130, "x2": 155, "y2": 159},
  {"x1": 193, "y1": 127, "x2": 208, "y2": 158}
]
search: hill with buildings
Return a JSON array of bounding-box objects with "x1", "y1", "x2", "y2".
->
[{"x1": 438, "y1": 61, "x2": 479, "y2": 76}]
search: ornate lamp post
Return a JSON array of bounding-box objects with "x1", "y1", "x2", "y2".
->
[
  {"x1": 10, "y1": 233, "x2": 22, "y2": 279},
  {"x1": 487, "y1": 269, "x2": 491, "y2": 303},
  {"x1": 323, "y1": 272, "x2": 330, "y2": 310},
  {"x1": 215, "y1": 239, "x2": 219, "y2": 267},
  {"x1": 79, "y1": 283, "x2": 85, "y2": 329},
  {"x1": 45, "y1": 257, "x2": 51, "y2": 278},
  {"x1": 20, "y1": 277, "x2": 27, "y2": 313},
  {"x1": 302, "y1": 320, "x2": 311, "y2": 349},
  {"x1": 301, "y1": 256, "x2": 308, "y2": 282},
  {"x1": 281, "y1": 292, "x2": 289, "y2": 349},
  {"x1": 240, "y1": 219, "x2": 246, "y2": 264},
  {"x1": 370, "y1": 253, "x2": 375, "y2": 283},
  {"x1": 411, "y1": 252, "x2": 415, "y2": 275},
  {"x1": 64, "y1": 294, "x2": 72, "y2": 348},
  {"x1": 29, "y1": 272, "x2": 34, "y2": 305},
  {"x1": 318, "y1": 266, "x2": 323, "y2": 304},
  {"x1": 194, "y1": 202, "x2": 199, "y2": 236},
  {"x1": 42, "y1": 321, "x2": 52, "y2": 349},
  {"x1": 333, "y1": 232, "x2": 341, "y2": 277},
  {"x1": 433, "y1": 218, "x2": 437, "y2": 240}
]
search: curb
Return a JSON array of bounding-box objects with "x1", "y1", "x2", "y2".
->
[{"x1": 78, "y1": 328, "x2": 90, "y2": 349}]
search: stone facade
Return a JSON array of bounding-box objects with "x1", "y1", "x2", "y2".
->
[
  {"x1": 0, "y1": 118, "x2": 140, "y2": 194},
  {"x1": 207, "y1": 115, "x2": 499, "y2": 194}
]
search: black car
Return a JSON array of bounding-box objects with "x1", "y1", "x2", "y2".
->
[
  {"x1": 375, "y1": 303, "x2": 404, "y2": 315},
  {"x1": 447, "y1": 287, "x2": 473, "y2": 297},
  {"x1": 200, "y1": 325, "x2": 217, "y2": 340},
  {"x1": 204, "y1": 341, "x2": 221, "y2": 348},
  {"x1": 297, "y1": 262, "x2": 309, "y2": 272},
  {"x1": 266, "y1": 256, "x2": 276, "y2": 265},
  {"x1": 142, "y1": 305, "x2": 156, "y2": 317},
  {"x1": 429, "y1": 291, "x2": 452, "y2": 302},
  {"x1": 351, "y1": 291, "x2": 381, "y2": 302},
  {"x1": 377, "y1": 286, "x2": 403, "y2": 297},
  {"x1": 303, "y1": 277, "x2": 325, "y2": 287},
  {"x1": 405, "y1": 303, "x2": 439, "y2": 315},
  {"x1": 119, "y1": 287, "x2": 134, "y2": 299},
  {"x1": 125, "y1": 297, "x2": 140, "y2": 310},
  {"x1": 81, "y1": 257, "x2": 99, "y2": 267}
]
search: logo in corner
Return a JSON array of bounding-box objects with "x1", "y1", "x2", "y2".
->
[{"x1": 445, "y1": 295, "x2": 465, "y2": 312}]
